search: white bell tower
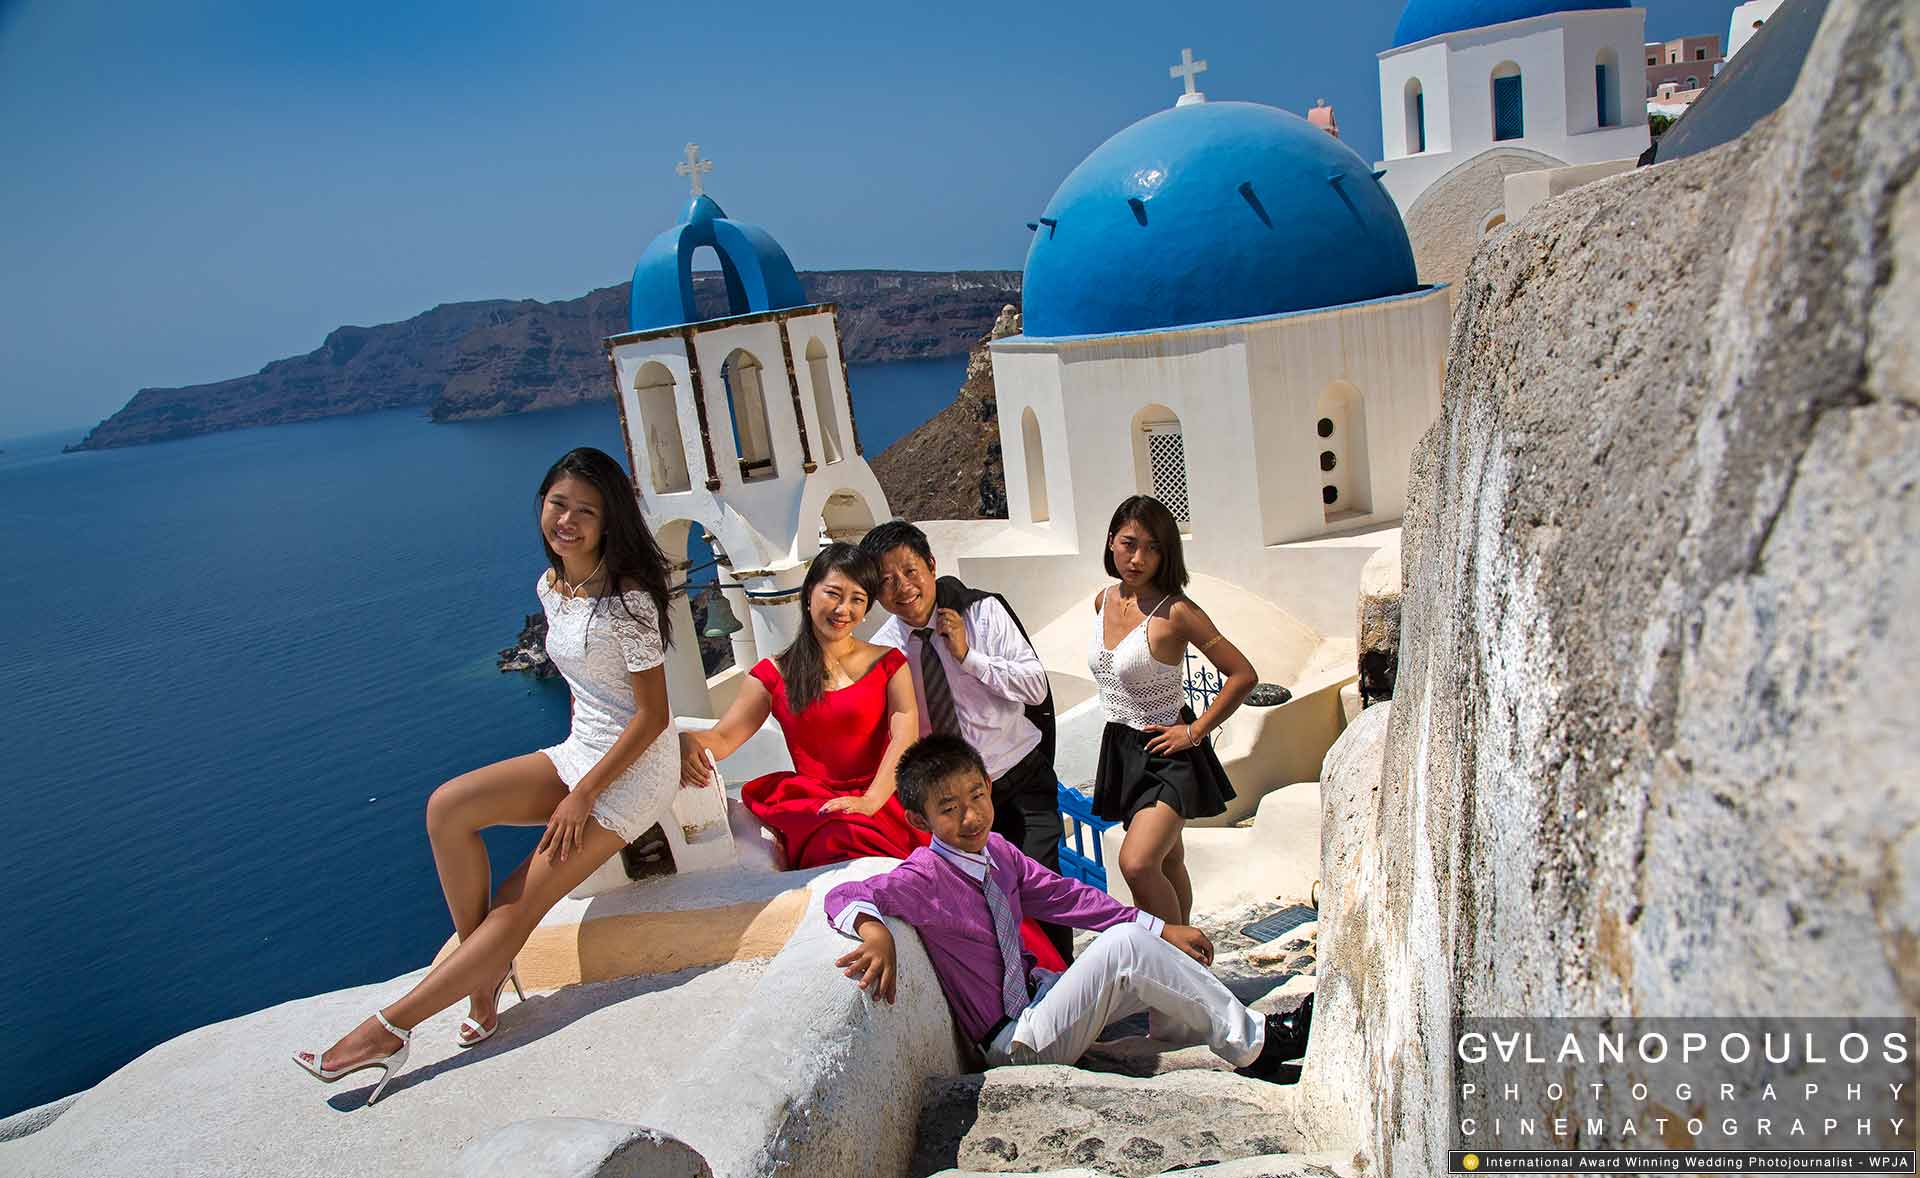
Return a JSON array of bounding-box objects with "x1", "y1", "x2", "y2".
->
[{"x1": 604, "y1": 145, "x2": 890, "y2": 718}]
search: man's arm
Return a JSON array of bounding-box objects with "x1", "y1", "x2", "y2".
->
[
  {"x1": 1012, "y1": 846, "x2": 1164, "y2": 935},
  {"x1": 952, "y1": 597, "x2": 1050, "y2": 706}
]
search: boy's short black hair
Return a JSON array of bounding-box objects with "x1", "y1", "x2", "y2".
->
[
  {"x1": 895, "y1": 734, "x2": 989, "y2": 816},
  {"x1": 859, "y1": 519, "x2": 934, "y2": 568}
]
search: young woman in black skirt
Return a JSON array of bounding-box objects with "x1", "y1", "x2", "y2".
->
[{"x1": 1087, "y1": 495, "x2": 1258, "y2": 925}]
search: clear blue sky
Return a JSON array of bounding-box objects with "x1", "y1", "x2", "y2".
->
[{"x1": 0, "y1": 0, "x2": 1736, "y2": 436}]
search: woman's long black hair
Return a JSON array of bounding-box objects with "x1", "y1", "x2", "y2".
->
[
  {"x1": 777, "y1": 543, "x2": 881, "y2": 714},
  {"x1": 538, "y1": 447, "x2": 672, "y2": 647}
]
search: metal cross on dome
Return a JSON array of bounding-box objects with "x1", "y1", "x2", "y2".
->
[
  {"x1": 676, "y1": 142, "x2": 713, "y2": 197},
  {"x1": 1169, "y1": 47, "x2": 1208, "y2": 97}
]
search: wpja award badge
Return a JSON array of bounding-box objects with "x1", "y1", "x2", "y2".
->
[{"x1": 1449, "y1": 1017, "x2": 1917, "y2": 1173}]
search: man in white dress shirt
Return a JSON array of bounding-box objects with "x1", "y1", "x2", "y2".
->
[{"x1": 861, "y1": 520, "x2": 1073, "y2": 959}]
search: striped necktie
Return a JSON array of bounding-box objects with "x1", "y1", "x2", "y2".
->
[
  {"x1": 911, "y1": 628, "x2": 961, "y2": 735},
  {"x1": 981, "y1": 866, "x2": 1030, "y2": 1022}
]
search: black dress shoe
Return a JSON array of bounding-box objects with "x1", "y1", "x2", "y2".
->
[{"x1": 1238, "y1": 993, "x2": 1314, "y2": 1082}]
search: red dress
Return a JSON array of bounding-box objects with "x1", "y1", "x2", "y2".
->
[
  {"x1": 740, "y1": 650, "x2": 927, "y2": 869},
  {"x1": 739, "y1": 649, "x2": 1068, "y2": 973}
]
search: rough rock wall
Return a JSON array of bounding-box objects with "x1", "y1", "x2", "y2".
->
[
  {"x1": 1402, "y1": 147, "x2": 1564, "y2": 290},
  {"x1": 1320, "y1": 0, "x2": 1919, "y2": 1171}
]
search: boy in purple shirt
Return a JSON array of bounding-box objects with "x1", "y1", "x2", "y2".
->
[{"x1": 825, "y1": 734, "x2": 1312, "y2": 1078}]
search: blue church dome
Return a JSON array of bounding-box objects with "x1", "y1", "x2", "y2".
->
[
  {"x1": 628, "y1": 194, "x2": 807, "y2": 333},
  {"x1": 1021, "y1": 101, "x2": 1419, "y2": 340},
  {"x1": 1392, "y1": 0, "x2": 1627, "y2": 47}
]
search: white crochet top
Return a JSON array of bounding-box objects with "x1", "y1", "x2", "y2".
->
[{"x1": 1088, "y1": 587, "x2": 1185, "y2": 730}]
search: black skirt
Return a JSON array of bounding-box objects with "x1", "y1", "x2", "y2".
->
[{"x1": 1091, "y1": 707, "x2": 1236, "y2": 825}]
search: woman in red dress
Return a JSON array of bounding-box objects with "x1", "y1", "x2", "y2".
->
[
  {"x1": 679, "y1": 543, "x2": 1069, "y2": 972},
  {"x1": 679, "y1": 543, "x2": 924, "y2": 867}
]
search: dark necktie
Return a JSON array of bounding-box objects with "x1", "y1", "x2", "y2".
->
[{"x1": 911, "y1": 627, "x2": 961, "y2": 735}]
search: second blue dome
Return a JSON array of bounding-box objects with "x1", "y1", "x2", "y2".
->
[
  {"x1": 1392, "y1": 0, "x2": 1628, "y2": 46},
  {"x1": 1021, "y1": 101, "x2": 1419, "y2": 340}
]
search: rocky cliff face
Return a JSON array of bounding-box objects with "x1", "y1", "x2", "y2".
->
[
  {"x1": 1310, "y1": 0, "x2": 1918, "y2": 1171},
  {"x1": 868, "y1": 304, "x2": 1020, "y2": 521},
  {"x1": 70, "y1": 271, "x2": 1021, "y2": 449}
]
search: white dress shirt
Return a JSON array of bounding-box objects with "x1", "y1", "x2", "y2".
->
[{"x1": 872, "y1": 596, "x2": 1048, "y2": 780}]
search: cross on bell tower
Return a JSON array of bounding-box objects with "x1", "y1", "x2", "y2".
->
[
  {"x1": 1170, "y1": 47, "x2": 1208, "y2": 107},
  {"x1": 676, "y1": 142, "x2": 713, "y2": 197}
]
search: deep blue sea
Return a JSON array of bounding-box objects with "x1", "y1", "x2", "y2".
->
[{"x1": 0, "y1": 355, "x2": 963, "y2": 1118}]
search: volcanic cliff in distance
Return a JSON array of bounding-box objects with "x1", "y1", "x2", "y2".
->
[{"x1": 69, "y1": 271, "x2": 1021, "y2": 450}]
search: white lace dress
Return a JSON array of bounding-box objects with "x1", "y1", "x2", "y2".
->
[{"x1": 535, "y1": 572, "x2": 678, "y2": 843}]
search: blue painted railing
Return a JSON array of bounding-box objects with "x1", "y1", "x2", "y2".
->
[
  {"x1": 1056, "y1": 784, "x2": 1117, "y2": 891},
  {"x1": 1183, "y1": 650, "x2": 1226, "y2": 714}
]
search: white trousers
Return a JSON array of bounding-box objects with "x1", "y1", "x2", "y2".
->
[{"x1": 984, "y1": 923, "x2": 1265, "y2": 1069}]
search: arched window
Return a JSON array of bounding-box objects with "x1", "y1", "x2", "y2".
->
[
  {"x1": 803, "y1": 338, "x2": 844, "y2": 465},
  {"x1": 634, "y1": 362, "x2": 690, "y2": 495},
  {"x1": 1491, "y1": 62, "x2": 1525, "y2": 141},
  {"x1": 819, "y1": 488, "x2": 877, "y2": 546},
  {"x1": 1130, "y1": 404, "x2": 1191, "y2": 529},
  {"x1": 1404, "y1": 78, "x2": 1427, "y2": 154},
  {"x1": 1595, "y1": 49, "x2": 1620, "y2": 128},
  {"x1": 1684, "y1": 75, "x2": 1699, "y2": 90},
  {"x1": 1020, "y1": 407, "x2": 1049, "y2": 523},
  {"x1": 1316, "y1": 381, "x2": 1373, "y2": 522},
  {"x1": 720, "y1": 349, "x2": 776, "y2": 482},
  {"x1": 1482, "y1": 213, "x2": 1507, "y2": 236}
]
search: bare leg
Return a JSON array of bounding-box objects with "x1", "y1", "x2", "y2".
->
[
  {"x1": 1116, "y1": 802, "x2": 1186, "y2": 926},
  {"x1": 308, "y1": 819, "x2": 629, "y2": 1072},
  {"x1": 424, "y1": 753, "x2": 568, "y2": 1039},
  {"x1": 1164, "y1": 831, "x2": 1194, "y2": 926}
]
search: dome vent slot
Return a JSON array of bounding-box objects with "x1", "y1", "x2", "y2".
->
[{"x1": 1238, "y1": 182, "x2": 1272, "y2": 227}]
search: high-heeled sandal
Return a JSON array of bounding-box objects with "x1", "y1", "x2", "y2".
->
[
  {"x1": 292, "y1": 1010, "x2": 411, "y2": 1105},
  {"x1": 457, "y1": 962, "x2": 525, "y2": 1047}
]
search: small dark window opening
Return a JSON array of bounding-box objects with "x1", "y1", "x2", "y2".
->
[
  {"x1": 1317, "y1": 417, "x2": 1335, "y2": 438},
  {"x1": 1320, "y1": 450, "x2": 1337, "y2": 471},
  {"x1": 1322, "y1": 485, "x2": 1339, "y2": 505}
]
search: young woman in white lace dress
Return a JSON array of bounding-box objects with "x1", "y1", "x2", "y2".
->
[
  {"x1": 1088, "y1": 495, "x2": 1258, "y2": 927},
  {"x1": 295, "y1": 447, "x2": 684, "y2": 1104}
]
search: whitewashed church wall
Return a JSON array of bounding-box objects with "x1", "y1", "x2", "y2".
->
[
  {"x1": 1054, "y1": 333, "x2": 1261, "y2": 559},
  {"x1": 1378, "y1": 41, "x2": 1453, "y2": 162},
  {"x1": 1245, "y1": 330, "x2": 1339, "y2": 545},
  {"x1": 1381, "y1": 13, "x2": 1647, "y2": 216},
  {"x1": 1380, "y1": 146, "x2": 1462, "y2": 215},
  {"x1": 1242, "y1": 290, "x2": 1451, "y2": 545},
  {"x1": 612, "y1": 341, "x2": 701, "y2": 510},
  {"x1": 989, "y1": 347, "x2": 1074, "y2": 537},
  {"x1": 1557, "y1": 9, "x2": 1650, "y2": 135},
  {"x1": 1443, "y1": 23, "x2": 1570, "y2": 159},
  {"x1": 784, "y1": 313, "x2": 850, "y2": 467}
]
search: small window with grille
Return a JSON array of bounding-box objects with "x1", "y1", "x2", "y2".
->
[{"x1": 1142, "y1": 421, "x2": 1191, "y2": 527}]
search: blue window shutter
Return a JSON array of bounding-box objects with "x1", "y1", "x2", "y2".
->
[
  {"x1": 1596, "y1": 64, "x2": 1613, "y2": 126},
  {"x1": 1415, "y1": 91, "x2": 1426, "y2": 151},
  {"x1": 1493, "y1": 74, "x2": 1525, "y2": 140}
]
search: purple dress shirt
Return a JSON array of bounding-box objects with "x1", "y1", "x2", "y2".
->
[{"x1": 824, "y1": 833, "x2": 1163, "y2": 1045}]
